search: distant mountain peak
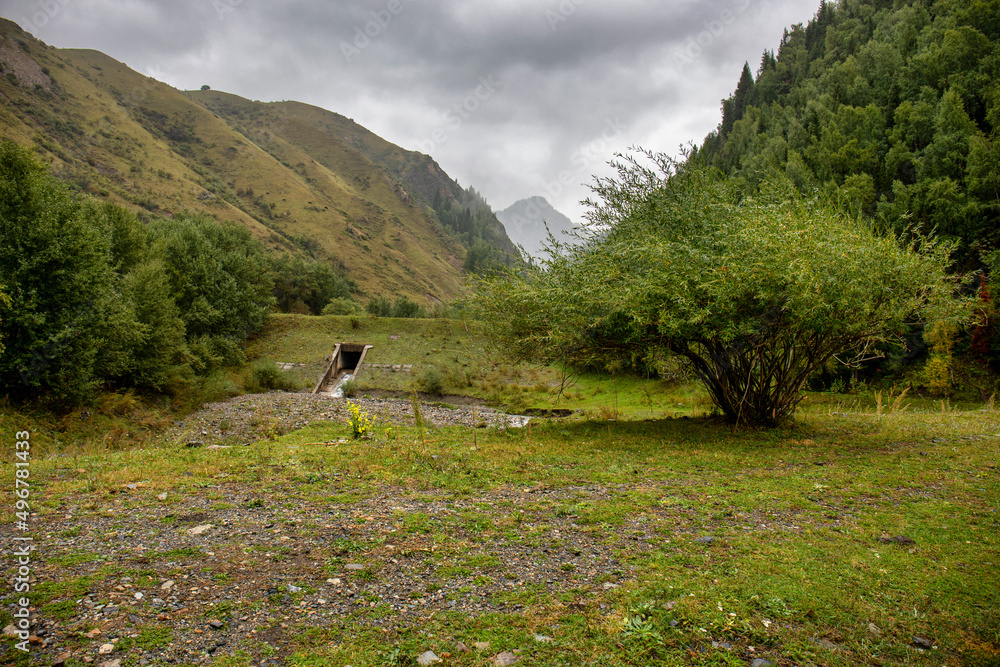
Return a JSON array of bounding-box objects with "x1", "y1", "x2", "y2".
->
[{"x1": 495, "y1": 196, "x2": 577, "y2": 259}]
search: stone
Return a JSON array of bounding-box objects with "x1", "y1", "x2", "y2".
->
[
  {"x1": 126, "y1": 483, "x2": 138, "y2": 490},
  {"x1": 208, "y1": 620, "x2": 224, "y2": 629},
  {"x1": 416, "y1": 651, "x2": 441, "y2": 665},
  {"x1": 161, "y1": 580, "x2": 175, "y2": 591},
  {"x1": 86, "y1": 629, "x2": 102, "y2": 638},
  {"x1": 455, "y1": 642, "x2": 470, "y2": 653},
  {"x1": 2, "y1": 624, "x2": 17, "y2": 637},
  {"x1": 28, "y1": 634, "x2": 42, "y2": 645},
  {"x1": 695, "y1": 536, "x2": 716, "y2": 544},
  {"x1": 53, "y1": 653, "x2": 72, "y2": 666},
  {"x1": 100, "y1": 660, "x2": 121, "y2": 667},
  {"x1": 345, "y1": 564, "x2": 365, "y2": 571},
  {"x1": 473, "y1": 642, "x2": 491, "y2": 651},
  {"x1": 287, "y1": 584, "x2": 302, "y2": 594},
  {"x1": 751, "y1": 660, "x2": 773, "y2": 667},
  {"x1": 494, "y1": 652, "x2": 519, "y2": 666},
  {"x1": 98, "y1": 644, "x2": 114, "y2": 655},
  {"x1": 712, "y1": 641, "x2": 732, "y2": 649},
  {"x1": 157, "y1": 493, "x2": 168, "y2": 501},
  {"x1": 134, "y1": 592, "x2": 143, "y2": 600},
  {"x1": 812, "y1": 638, "x2": 839, "y2": 651},
  {"x1": 534, "y1": 634, "x2": 553, "y2": 643},
  {"x1": 868, "y1": 622, "x2": 882, "y2": 636},
  {"x1": 188, "y1": 524, "x2": 213, "y2": 535},
  {"x1": 912, "y1": 636, "x2": 934, "y2": 649}
]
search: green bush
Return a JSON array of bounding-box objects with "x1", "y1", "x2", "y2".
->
[
  {"x1": 416, "y1": 367, "x2": 445, "y2": 395},
  {"x1": 322, "y1": 297, "x2": 362, "y2": 316},
  {"x1": 271, "y1": 254, "x2": 356, "y2": 315},
  {"x1": 339, "y1": 378, "x2": 358, "y2": 398},
  {"x1": 366, "y1": 295, "x2": 426, "y2": 318},
  {"x1": 245, "y1": 359, "x2": 299, "y2": 393}
]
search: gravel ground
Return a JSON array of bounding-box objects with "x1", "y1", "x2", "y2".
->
[
  {"x1": 6, "y1": 393, "x2": 643, "y2": 666},
  {"x1": 8, "y1": 393, "x2": 806, "y2": 666},
  {"x1": 16, "y1": 481, "x2": 650, "y2": 666},
  {"x1": 161, "y1": 392, "x2": 530, "y2": 448}
]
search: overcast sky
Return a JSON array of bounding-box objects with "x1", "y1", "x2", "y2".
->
[{"x1": 4, "y1": 0, "x2": 819, "y2": 222}]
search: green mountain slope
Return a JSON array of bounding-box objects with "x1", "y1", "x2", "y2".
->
[
  {"x1": 0, "y1": 18, "x2": 515, "y2": 301},
  {"x1": 695, "y1": 0, "x2": 1000, "y2": 269}
]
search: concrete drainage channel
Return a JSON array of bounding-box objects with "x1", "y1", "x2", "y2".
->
[
  {"x1": 310, "y1": 342, "x2": 534, "y2": 428},
  {"x1": 313, "y1": 343, "x2": 373, "y2": 397}
]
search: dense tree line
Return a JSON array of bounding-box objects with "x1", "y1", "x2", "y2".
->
[
  {"x1": 0, "y1": 141, "x2": 354, "y2": 406},
  {"x1": 697, "y1": 0, "x2": 999, "y2": 271},
  {"x1": 693, "y1": 0, "x2": 1000, "y2": 372}
]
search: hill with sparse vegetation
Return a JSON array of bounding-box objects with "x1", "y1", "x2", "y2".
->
[{"x1": 0, "y1": 18, "x2": 516, "y2": 303}]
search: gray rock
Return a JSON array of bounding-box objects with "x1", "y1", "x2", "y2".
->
[
  {"x1": 751, "y1": 659, "x2": 773, "y2": 667},
  {"x1": 534, "y1": 634, "x2": 553, "y2": 643},
  {"x1": 494, "y1": 652, "x2": 519, "y2": 666},
  {"x1": 157, "y1": 493, "x2": 168, "y2": 501},
  {"x1": 286, "y1": 584, "x2": 302, "y2": 594},
  {"x1": 912, "y1": 636, "x2": 934, "y2": 649},
  {"x1": 695, "y1": 536, "x2": 716, "y2": 544},
  {"x1": 345, "y1": 564, "x2": 365, "y2": 571},
  {"x1": 473, "y1": 642, "x2": 491, "y2": 651},
  {"x1": 416, "y1": 650, "x2": 441, "y2": 665},
  {"x1": 188, "y1": 524, "x2": 213, "y2": 535},
  {"x1": 208, "y1": 620, "x2": 224, "y2": 629}
]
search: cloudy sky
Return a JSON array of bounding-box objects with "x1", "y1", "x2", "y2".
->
[{"x1": 4, "y1": 0, "x2": 819, "y2": 221}]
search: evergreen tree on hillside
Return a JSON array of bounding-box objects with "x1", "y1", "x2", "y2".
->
[{"x1": 697, "y1": 0, "x2": 1000, "y2": 271}]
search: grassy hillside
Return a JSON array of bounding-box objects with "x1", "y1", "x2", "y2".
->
[{"x1": 0, "y1": 18, "x2": 514, "y2": 301}]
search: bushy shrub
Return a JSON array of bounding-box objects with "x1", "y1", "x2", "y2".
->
[
  {"x1": 366, "y1": 295, "x2": 426, "y2": 318},
  {"x1": 339, "y1": 378, "x2": 358, "y2": 397},
  {"x1": 322, "y1": 297, "x2": 362, "y2": 316},
  {"x1": 245, "y1": 359, "x2": 299, "y2": 393},
  {"x1": 416, "y1": 367, "x2": 445, "y2": 395},
  {"x1": 271, "y1": 254, "x2": 356, "y2": 315}
]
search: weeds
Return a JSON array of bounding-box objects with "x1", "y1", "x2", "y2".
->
[
  {"x1": 874, "y1": 384, "x2": 910, "y2": 416},
  {"x1": 346, "y1": 401, "x2": 375, "y2": 439}
]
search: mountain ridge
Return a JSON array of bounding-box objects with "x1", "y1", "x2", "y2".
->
[{"x1": 0, "y1": 17, "x2": 515, "y2": 301}]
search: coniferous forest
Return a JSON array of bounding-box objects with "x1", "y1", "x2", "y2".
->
[{"x1": 697, "y1": 0, "x2": 998, "y2": 275}]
